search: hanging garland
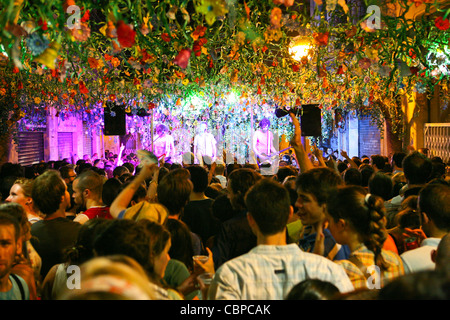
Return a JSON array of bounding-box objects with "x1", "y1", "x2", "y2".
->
[{"x1": 0, "y1": 0, "x2": 449, "y2": 142}]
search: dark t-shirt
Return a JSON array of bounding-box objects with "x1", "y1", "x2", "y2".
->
[
  {"x1": 182, "y1": 198, "x2": 221, "y2": 244},
  {"x1": 211, "y1": 210, "x2": 257, "y2": 269},
  {"x1": 31, "y1": 217, "x2": 81, "y2": 279}
]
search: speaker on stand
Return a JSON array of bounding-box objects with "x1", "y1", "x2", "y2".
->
[{"x1": 300, "y1": 104, "x2": 321, "y2": 137}]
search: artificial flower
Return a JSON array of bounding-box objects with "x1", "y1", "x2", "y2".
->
[
  {"x1": 116, "y1": 20, "x2": 136, "y2": 48},
  {"x1": 38, "y1": 18, "x2": 48, "y2": 31},
  {"x1": 161, "y1": 33, "x2": 172, "y2": 42},
  {"x1": 273, "y1": 0, "x2": 294, "y2": 7},
  {"x1": 193, "y1": 38, "x2": 208, "y2": 56},
  {"x1": 313, "y1": 32, "x2": 329, "y2": 46},
  {"x1": 270, "y1": 7, "x2": 282, "y2": 29},
  {"x1": 79, "y1": 80, "x2": 89, "y2": 94},
  {"x1": 358, "y1": 58, "x2": 372, "y2": 69},
  {"x1": 173, "y1": 48, "x2": 191, "y2": 69},
  {"x1": 71, "y1": 22, "x2": 91, "y2": 41},
  {"x1": 88, "y1": 57, "x2": 103, "y2": 69},
  {"x1": 196, "y1": 0, "x2": 229, "y2": 26},
  {"x1": 105, "y1": 21, "x2": 117, "y2": 38},
  {"x1": 435, "y1": 17, "x2": 450, "y2": 31},
  {"x1": 26, "y1": 33, "x2": 49, "y2": 56},
  {"x1": 191, "y1": 26, "x2": 207, "y2": 41}
]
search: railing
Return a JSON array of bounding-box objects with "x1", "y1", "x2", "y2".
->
[{"x1": 424, "y1": 123, "x2": 450, "y2": 163}]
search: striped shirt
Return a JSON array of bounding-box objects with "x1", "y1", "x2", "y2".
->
[
  {"x1": 335, "y1": 244, "x2": 405, "y2": 290},
  {"x1": 208, "y1": 244, "x2": 354, "y2": 300}
]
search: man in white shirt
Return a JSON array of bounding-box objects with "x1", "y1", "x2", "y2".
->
[
  {"x1": 153, "y1": 123, "x2": 176, "y2": 162},
  {"x1": 401, "y1": 181, "x2": 450, "y2": 273},
  {"x1": 208, "y1": 178, "x2": 353, "y2": 300},
  {"x1": 194, "y1": 122, "x2": 217, "y2": 164}
]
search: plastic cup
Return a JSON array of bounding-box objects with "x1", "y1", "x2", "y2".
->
[
  {"x1": 193, "y1": 255, "x2": 209, "y2": 273},
  {"x1": 197, "y1": 272, "x2": 214, "y2": 286}
]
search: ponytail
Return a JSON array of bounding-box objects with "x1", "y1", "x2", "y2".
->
[{"x1": 364, "y1": 193, "x2": 389, "y2": 271}]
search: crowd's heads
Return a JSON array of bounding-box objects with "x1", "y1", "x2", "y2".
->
[
  {"x1": 295, "y1": 167, "x2": 343, "y2": 206},
  {"x1": 0, "y1": 212, "x2": 21, "y2": 280},
  {"x1": 5, "y1": 178, "x2": 35, "y2": 212},
  {"x1": 136, "y1": 219, "x2": 171, "y2": 280},
  {"x1": 73, "y1": 170, "x2": 104, "y2": 201},
  {"x1": 370, "y1": 154, "x2": 385, "y2": 171},
  {"x1": 157, "y1": 168, "x2": 192, "y2": 216},
  {"x1": 187, "y1": 165, "x2": 209, "y2": 193},
  {"x1": 433, "y1": 232, "x2": 450, "y2": 272},
  {"x1": 32, "y1": 170, "x2": 69, "y2": 215},
  {"x1": 165, "y1": 219, "x2": 195, "y2": 272},
  {"x1": 391, "y1": 152, "x2": 406, "y2": 169},
  {"x1": 402, "y1": 151, "x2": 432, "y2": 185},
  {"x1": 378, "y1": 269, "x2": 450, "y2": 300},
  {"x1": 113, "y1": 166, "x2": 130, "y2": 179},
  {"x1": 245, "y1": 178, "x2": 292, "y2": 235},
  {"x1": 64, "y1": 218, "x2": 112, "y2": 266},
  {"x1": 102, "y1": 178, "x2": 123, "y2": 207},
  {"x1": 418, "y1": 181, "x2": 450, "y2": 234},
  {"x1": 93, "y1": 219, "x2": 152, "y2": 277},
  {"x1": 60, "y1": 255, "x2": 157, "y2": 300},
  {"x1": 343, "y1": 168, "x2": 362, "y2": 186},
  {"x1": 368, "y1": 172, "x2": 393, "y2": 201},
  {"x1": 227, "y1": 168, "x2": 262, "y2": 211},
  {"x1": 326, "y1": 186, "x2": 389, "y2": 271},
  {"x1": 285, "y1": 279, "x2": 340, "y2": 300}
]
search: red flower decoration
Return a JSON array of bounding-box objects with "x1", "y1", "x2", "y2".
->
[
  {"x1": 291, "y1": 64, "x2": 300, "y2": 72},
  {"x1": 116, "y1": 20, "x2": 136, "y2": 48},
  {"x1": 79, "y1": 80, "x2": 89, "y2": 94},
  {"x1": 38, "y1": 18, "x2": 48, "y2": 31},
  {"x1": 193, "y1": 38, "x2": 207, "y2": 56},
  {"x1": 192, "y1": 26, "x2": 206, "y2": 40},
  {"x1": 173, "y1": 49, "x2": 191, "y2": 69},
  {"x1": 435, "y1": 17, "x2": 450, "y2": 31},
  {"x1": 81, "y1": 10, "x2": 90, "y2": 22},
  {"x1": 161, "y1": 33, "x2": 172, "y2": 42},
  {"x1": 313, "y1": 32, "x2": 329, "y2": 46}
]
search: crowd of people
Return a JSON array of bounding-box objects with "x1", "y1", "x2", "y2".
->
[{"x1": 0, "y1": 113, "x2": 449, "y2": 301}]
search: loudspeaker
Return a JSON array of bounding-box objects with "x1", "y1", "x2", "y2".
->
[
  {"x1": 301, "y1": 104, "x2": 321, "y2": 137},
  {"x1": 104, "y1": 103, "x2": 126, "y2": 136}
]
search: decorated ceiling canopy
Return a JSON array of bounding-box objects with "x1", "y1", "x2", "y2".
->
[{"x1": 0, "y1": 0, "x2": 449, "y2": 139}]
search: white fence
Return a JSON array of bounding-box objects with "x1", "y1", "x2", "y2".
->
[{"x1": 424, "y1": 123, "x2": 450, "y2": 163}]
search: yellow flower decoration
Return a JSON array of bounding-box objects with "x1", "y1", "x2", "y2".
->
[
  {"x1": 34, "y1": 97, "x2": 41, "y2": 104},
  {"x1": 196, "y1": 0, "x2": 228, "y2": 26}
]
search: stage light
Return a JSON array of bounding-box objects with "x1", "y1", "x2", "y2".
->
[{"x1": 289, "y1": 36, "x2": 312, "y2": 61}]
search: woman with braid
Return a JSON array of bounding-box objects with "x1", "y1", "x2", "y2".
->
[{"x1": 325, "y1": 186, "x2": 405, "y2": 290}]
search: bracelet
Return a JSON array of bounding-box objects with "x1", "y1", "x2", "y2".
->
[{"x1": 150, "y1": 180, "x2": 157, "y2": 186}]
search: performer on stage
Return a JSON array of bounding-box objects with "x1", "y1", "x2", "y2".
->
[
  {"x1": 193, "y1": 122, "x2": 217, "y2": 164},
  {"x1": 153, "y1": 123, "x2": 176, "y2": 162},
  {"x1": 252, "y1": 118, "x2": 278, "y2": 165}
]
